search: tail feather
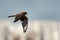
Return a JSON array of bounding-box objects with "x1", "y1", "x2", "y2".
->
[{"x1": 8, "y1": 15, "x2": 16, "y2": 18}]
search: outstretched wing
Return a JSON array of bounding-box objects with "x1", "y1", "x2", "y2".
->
[
  {"x1": 22, "y1": 17, "x2": 28, "y2": 33},
  {"x1": 8, "y1": 15, "x2": 16, "y2": 18}
]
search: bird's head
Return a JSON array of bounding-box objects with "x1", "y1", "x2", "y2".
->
[
  {"x1": 20, "y1": 11, "x2": 27, "y2": 15},
  {"x1": 23, "y1": 11, "x2": 27, "y2": 15}
]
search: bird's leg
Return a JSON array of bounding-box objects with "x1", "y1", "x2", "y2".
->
[
  {"x1": 22, "y1": 22, "x2": 27, "y2": 33},
  {"x1": 22, "y1": 23, "x2": 25, "y2": 32},
  {"x1": 24, "y1": 24, "x2": 28, "y2": 32}
]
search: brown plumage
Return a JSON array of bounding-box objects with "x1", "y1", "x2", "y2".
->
[{"x1": 8, "y1": 11, "x2": 28, "y2": 33}]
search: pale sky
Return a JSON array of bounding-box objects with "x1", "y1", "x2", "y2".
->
[{"x1": 0, "y1": 0, "x2": 60, "y2": 21}]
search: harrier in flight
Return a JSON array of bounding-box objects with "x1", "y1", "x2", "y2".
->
[{"x1": 8, "y1": 11, "x2": 28, "y2": 33}]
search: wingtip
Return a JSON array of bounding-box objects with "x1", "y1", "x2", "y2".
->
[{"x1": 8, "y1": 16, "x2": 11, "y2": 18}]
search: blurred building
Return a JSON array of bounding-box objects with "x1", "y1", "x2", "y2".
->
[{"x1": 0, "y1": 20, "x2": 60, "y2": 40}]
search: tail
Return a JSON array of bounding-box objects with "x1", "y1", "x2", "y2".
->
[{"x1": 8, "y1": 15, "x2": 16, "y2": 18}]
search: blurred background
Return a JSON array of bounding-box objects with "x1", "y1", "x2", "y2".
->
[{"x1": 0, "y1": 0, "x2": 60, "y2": 40}]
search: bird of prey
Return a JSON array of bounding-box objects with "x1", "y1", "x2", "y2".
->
[{"x1": 8, "y1": 11, "x2": 28, "y2": 33}]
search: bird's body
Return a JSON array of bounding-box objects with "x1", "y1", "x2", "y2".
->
[{"x1": 8, "y1": 11, "x2": 28, "y2": 33}]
